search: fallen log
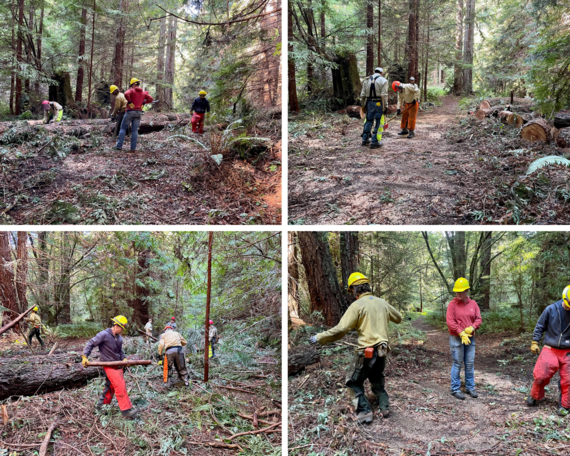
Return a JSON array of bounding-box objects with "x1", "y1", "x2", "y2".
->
[
  {"x1": 554, "y1": 110, "x2": 570, "y2": 129},
  {"x1": 137, "y1": 328, "x2": 157, "y2": 342},
  {"x1": 498, "y1": 111, "x2": 511, "y2": 123},
  {"x1": 474, "y1": 105, "x2": 504, "y2": 120},
  {"x1": 556, "y1": 127, "x2": 570, "y2": 149},
  {"x1": 38, "y1": 421, "x2": 59, "y2": 456},
  {"x1": 346, "y1": 106, "x2": 362, "y2": 119},
  {"x1": 86, "y1": 360, "x2": 152, "y2": 367},
  {"x1": 0, "y1": 305, "x2": 35, "y2": 336},
  {"x1": 478, "y1": 97, "x2": 533, "y2": 110},
  {"x1": 288, "y1": 346, "x2": 320, "y2": 375},
  {"x1": 521, "y1": 118, "x2": 552, "y2": 143}
]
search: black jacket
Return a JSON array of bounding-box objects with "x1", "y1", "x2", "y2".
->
[
  {"x1": 533, "y1": 300, "x2": 570, "y2": 349},
  {"x1": 191, "y1": 97, "x2": 210, "y2": 113},
  {"x1": 83, "y1": 328, "x2": 126, "y2": 362}
]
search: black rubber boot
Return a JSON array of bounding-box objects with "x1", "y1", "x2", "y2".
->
[
  {"x1": 370, "y1": 142, "x2": 383, "y2": 149},
  {"x1": 526, "y1": 396, "x2": 538, "y2": 406},
  {"x1": 357, "y1": 411, "x2": 373, "y2": 424},
  {"x1": 451, "y1": 391, "x2": 465, "y2": 400},
  {"x1": 95, "y1": 397, "x2": 105, "y2": 411},
  {"x1": 361, "y1": 139, "x2": 370, "y2": 146},
  {"x1": 466, "y1": 389, "x2": 478, "y2": 398},
  {"x1": 407, "y1": 130, "x2": 415, "y2": 139},
  {"x1": 398, "y1": 129, "x2": 409, "y2": 136},
  {"x1": 121, "y1": 408, "x2": 139, "y2": 419}
]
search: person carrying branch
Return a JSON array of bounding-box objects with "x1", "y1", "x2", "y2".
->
[
  {"x1": 41, "y1": 100, "x2": 63, "y2": 124},
  {"x1": 309, "y1": 272, "x2": 402, "y2": 424},
  {"x1": 109, "y1": 85, "x2": 127, "y2": 138},
  {"x1": 446, "y1": 278, "x2": 482, "y2": 400},
  {"x1": 360, "y1": 68, "x2": 389, "y2": 149},
  {"x1": 144, "y1": 318, "x2": 153, "y2": 346},
  {"x1": 115, "y1": 78, "x2": 154, "y2": 153},
  {"x1": 209, "y1": 320, "x2": 218, "y2": 358},
  {"x1": 527, "y1": 286, "x2": 570, "y2": 416},
  {"x1": 393, "y1": 77, "x2": 421, "y2": 138},
  {"x1": 24, "y1": 306, "x2": 44, "y2": 348},
  {"x1": 81, "y1": 315, "x2": 139, "y2": 419},
  {"x1": 190, "y1": 90, "x2": 210, "y2": 134},
  {"x1": 158, "y1": 324, "x2": 189, "y2": 387}
]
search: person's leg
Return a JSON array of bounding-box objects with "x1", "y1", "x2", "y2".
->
[
  {"x1": 558, "y1": 350, "x2": 570, "y2": 409},
  {"x1": 407, "y1": 102, "x2": 419, "y2": 138},
  {"x1": 345, "y1": 354, "x2": 372, "y2": 418},
  {"x1": 362, "y1": 118, "x2": 373, "y2": 144},
  {"x1": 400, "y1": 104, "x2": 410, "y2": 132},
  {"x1": 531, "y1": 347, "x2": 560, "y2": 402},
  {"x1": 56, "y1": 109, "x2": 63, "y2": 122},
  {"x1": 198, "y1": 114, "x2": 205, "y2": 133},
  {"x1": 130, "y1": 112, "x2": 141, "y2": 151},
  {"x1": 103, "y1": 367, "x2": 133, "y2": 411},
  {"x1": 166, "y1": 352, "x2": 176, "y2": 387},
  {"x1": 99, "y1": 370, "x2": 115, "y2": 406},
  {"x1": 113, "y1": 111, "x2": 124, "y2": 138},
  {"x1": 375, "y1": 115, "x2": 385, "y2": 144},
  {"x1": 449, "y1": 335, "x2": 464, "y2": 395},
  {"x1": 28, "y1": 329, "x2": 34, "y2": 346},
  {"x1": 370, "y1": 117, "x2": 380, "y2": 146},
  {"x1": 191, "y1": 113, "x2": 198, "y2": 132},
  {"x1": 369, "y1": 356, "x2": 389, "y2": 413},
  {"x1": 464, "y1": 337, "x2": 476, "y2": 393},
  {"x1": 116, "y1": 111, "x2": 131, "y2": 149},
  {"x1": 173, "y1": 351, "x2": 190, "y2": 384},
  {"x1": 34, "y1": 328, "x2": 44, "y2": 347}
]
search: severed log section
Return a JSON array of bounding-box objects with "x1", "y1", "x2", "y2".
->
[
  {"x1": 0, "y1": 305, "x2": 35, "y2": 336},
  {"x1": 521, "y1": 118, "x2": 552, "y2": 143},
  {"x1": 474, "y1": 105, "x2": 504, "y2": 120},
  {"x1": 554, "y1": 110, "x2": 570, "y2": 130},
  {"x1": 137, "y1": 328, "x2": 158, "y2": 342},
  {"x1": 288, "y1": 346, "x2": 320, "y2": 375},
  {"x1": 498, "y1": 111, "x2": 526, "y2": 126},
  {"x1": 86, "y1": 360, "x2": 152, "y2": 367},
  {"x1": 556, "y1": 127, "x2": 570, "y2": 149},
  {"x1": 478, "y1": 97, "x2": 534, "y2": 110},
  {"x1": 346, "y1": 106, "x2": 362, "y2": 119}
]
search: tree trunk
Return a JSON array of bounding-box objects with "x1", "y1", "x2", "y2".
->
[
  {"x1": 33, "y1": 0, "x2": 44, "y2": 96},
  {"x1": 86, "y1": 0, "x2": 95, "y2": 118},
  {"x1": 377, "y1": 0, "x2": 381, "y2": 66},
  {"x1": 15, "y1": 0, "x2": 24, "y2": 115},
  {"x1": 48, "y1": 72, "x2": 73, "y2": 108},
  {"x1": 520, "y1": 118, "x2": 552, "y2": 143},
  {"x1": 298, "y1": 232, "x2": 343, "y2": 326},
  {"x1": 452, "y1": 0, "x2": 463, "y2": 96},
  {"x1": 366, "y1": 0, "x2": 374, "y2": 75},
  {"x1": 164, "y1": 15, "x2": 177, "y2": 109},
  {"x1": 288, "y1": 232, "x2": 302, "y2": 324},
  {"x1": 478, "y1": 233, "x2": 492, "y2": 310},
  {"x1": 0, "y1": 233, "x2": 19, "y2": 324},
  {"x1": 15, "y1": 231, "x2": 28, "y2": 313},
  {"x1": 10, "y1": 0, "x2": 15, "y2": 115},
  {"x1": 331, "y1": 53, "x2": 360, "y2": 109},
  {"x1": 156, "y1": 16, "x2": 167, "y2": 111},
  {"x1": 446, "y1": 231, "x2": 466, "y2": 280},
  {"x1": 406, "y1": 0, "x2": 418, "y2": 81},
  {"x1": 75, "y1": 8, "x2": 88, "y2": 103},
  {"x1": 288, "y1": 4, "x2": 300, "y2": 113},
  {"x1": 56, "y1": 232, "x2": 72, "y2": 324},
  {"x1": 288, "y1": 346, "x2": 320, "y2": 375},
  {"x1": 423, "y1": 8, "x2": 429, "y2": 101},
  {"x1": 112, "y1": 0, "x2": 127, "y2": 86},
  {"x1": 554, "y1": 110, "x2": 570, "y2": 129},
  {"x1": 462, "y1": 0, "x2": 474, "y2": 95},
  {"x1": 131, "y1": 246, "x2": 151, "y2": 328},
  {"x1": 340, "y1": 232, "x2": 359, "y2": 309}
]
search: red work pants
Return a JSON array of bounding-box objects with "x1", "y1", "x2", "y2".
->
[
  {"x1": 401, "y1": 102, "x2": 419, "y2": 131},
  {"x1": 100, "y1": 367, "x2": 132, "y2": 411},
  {"x1": 191, "y1": 113, "x2": 205, "y2": 133},
  {"x1": 531, "y1": 346, "x2": 570, "y2": 408}
]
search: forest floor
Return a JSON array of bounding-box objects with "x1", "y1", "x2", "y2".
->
[
  {"x1": 1, "y1": 329, "x2": 282, "y2": 455},
  {"x1": 0, "y1": 116, "x2": 281, "y2": 225},
  {"x1": 289, "y1": 316, "x2": 569, "y2": 456},
  {"x1": 289, "y1": 96, "x2": 570, "y2": 225}
]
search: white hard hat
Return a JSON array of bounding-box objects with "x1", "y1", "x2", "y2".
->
[
  {"x1": 410, "y1": 76, "x2": 415, "y2": 81},
  {"x1": 375, "y1": 67, "x2": 383, "y2": 74}
]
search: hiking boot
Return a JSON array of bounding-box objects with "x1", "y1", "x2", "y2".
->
[
  {"x1": 407, "y1": 130, "x2": 415, "y2": 139},
  {"x1": 526, "y1": 396, "x2": 538, "y2": 406},
  {"x1": 451, "y1": 391, "x2": 465, "y2": 400},
  {"x1": 357, "y1": 411, "x2": 373, "y2": 424},
  {"x1": 370, "y1": 142, "x2": 383, "y2": 149},
  {"x1": 361, "y1": 139, "x2": 370, "y2": 146},
  {"x1": 95, "y1": 398, "x2": 105, "y2": 411},
  {"x1": 114, "y1": 147, "x2": 122, "y2": 151},
  {"x1": 558, "y1": 407, "x2": 570, "y2": 417},
  {"x1": 380, "y1": 409, "x2": 390, "y2": 418},
  {"x1": 466, "y1": 389, "x2": 478, "y2": 398},
  {"x1": 121, "y1": 408, "x2": 139, "y2": 419},
  {"x1": 398, "y1": 129, "x2": 409, "y2": 136}
]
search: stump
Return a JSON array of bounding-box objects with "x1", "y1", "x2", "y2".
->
[
  {"x1": 288, "y1": 346, "x2": 320, "y2": 375},
  {"x1": 498, "y1": 111, "x2": 511, "y2": 123},
  {"x1": 556, "y1": 127, "x2": 570, "y2": 149},
  {"x1": 346, "y1": 105, "x2": 363, "y2": 119},
  {"x1": 506, "y1": 112, "x2": 525, "y2": 126},
  {"x1": 478, "y1": 100, "x2": 491, "y2": 110},
  {"x1": 554, "y1": 110, "x2": 570, "y2": 129},
  {"x1": 520, "y1": 118, "x2": 552, "y2": 143}
]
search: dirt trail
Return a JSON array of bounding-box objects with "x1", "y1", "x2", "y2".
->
[{"x1": 289, "y1": 97, "x2": 479, "y2": 225}]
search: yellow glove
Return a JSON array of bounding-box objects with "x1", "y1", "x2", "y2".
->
[
  {"x1": 459, "y1": 331, "x2": 472, "y2": 345},
  {"x1": 530, "y1": 341, "x2": 540, "y2": 355},
  {"x1": 81, "y1": 355, "x2": 89, "y2": 367},
  {"x1": 464, "y1": 326, "x2": 475, "y2": 335},
  {"x1": 128, "y1": 103, "x2": 135, "y2": 109},
  {"x1": 157, "y1": 360, "x2": 163, "y2": 366}
]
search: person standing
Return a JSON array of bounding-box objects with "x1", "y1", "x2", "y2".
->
[
  {"x1": 309, "y1": 272, "x2": 402, "y2": 424},
  {"x1": 360, "y1": 68, "x2": 389, "y2": 149},
  {"x1": 24, "y1": 306, "x2": 44, "y2": 348},
  {"x1": 109, "y1": 85, "x2": 127, "y2": 138},
  {"x1": 393, "y1": 77, "x2": 421, "y2": 138},
  {"x1": 446, "y1": 278, "x2": 482, "y2": 400},
  {"x1": 81, "y1": 315, "x2": 139, "y2": 419},
  {"x1": 158, "y1": 325, "x2": 189, "y2": 387},
  {"x1": 144, "y1": 318, "x2": 153, "y2": 346},
  {"x1": 190, "y1": 90, "x2": 210, "y2": 134},
  {"x1": 527, "y1": 286, "x2": 570, "y2": 416},
  {"x1": 42, "y1": 100, "x2": 63, "y2": 124},
  {"x1": 115, "y1": 78, "x2": 153, "y2": 152},
  {"x1": 169, "y1": 316, "x2": 177, "y2": 330},
  {"x1": 209, "y1": 320, "x2": 218, "y2": 358}
]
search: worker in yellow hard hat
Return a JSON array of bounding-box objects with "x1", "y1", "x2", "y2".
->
[
  {"x1": 309, "y1": 272, "x2": 402, "y2": 424},
  {"x1": 24, "y1": 306, "x2": 44, "y2": 348},
  {"x1": 190, "y1": 90, "x2": 210, "y2": 134},
  {"x1": 109, "y1": 85, "x2": 128, "y2": 138},
  {"x1": 116, "y1": 78, "x2": 154, "y2": 152},
  {"x1": 446, "y1": 277, "x2": 482, "y2": 401},
  {"x1": 527, "y1": 286, "x2": 570, "y2": 416},
  {"x1": 82, "y1": 315, "x2": 139, "y2": 418}
]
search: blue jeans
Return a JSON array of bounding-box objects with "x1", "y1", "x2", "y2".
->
[
  {"x1": 116, "y1": 110, "x2": 142, "y2": 150},
  {"x1": 450, "y1": 335, "x2": 476, "y2": 392}
]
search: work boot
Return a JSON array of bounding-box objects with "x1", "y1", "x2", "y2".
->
[
  {"x1": 95, "y1": 398, "x2": 105, "y2": 411},
  {"x1": 380, "y1": 409, "x2": 390, "y2": 418},
  {"x1": 526, "y1": 396, "x2": 538, "y2": 406},
  {"x1": 370, "y1": 142, "x2": 383, "y2": 149},
  {"x1": 466, "y1": 389, "x2": 478, "y2": 398},
  {"x1": 558, "y1": 407, "x2": 570, "y2": 417},
  {"x1": 121, "y1": 408, "x2": 139, "y2": 419},
  {"x1": 114, "y1": 147, "x2": 122, "y2": 151},
  {"x1": 361, "y1": 139, "x2": 370, "y2": 146},
  {"x1": 451, "y1": 391, "x2": 465, "y2": 400},
  {"x1": 357, "y1": 411, "x2": 373, "y2": 424},
  {"x1": 398, "y1": 129, "x2": 409, "y2": 136},
  {"x1": 407, "y1": 130, "x2": 415, "y2": 139}
]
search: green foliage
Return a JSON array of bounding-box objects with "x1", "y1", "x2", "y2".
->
[
  {"x1": 526, "y1": 156, "x2": 570, "y2": 175},
  {"x1": 51, "y1": 322, "x2": 102, "y2": 339}
]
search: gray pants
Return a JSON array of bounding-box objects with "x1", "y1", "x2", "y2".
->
[{"x1": 165, "y1": 348, "x2": 189, "y2": 386}]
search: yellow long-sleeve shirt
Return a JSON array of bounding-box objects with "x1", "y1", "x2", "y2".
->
[
  {"x1": 397, "y1": 83, "x2": 421, "y2": 109},
  {"x1": 111, "y1": 93, "x2": 127, "y2": 116},
  {"x1": 25, "y1": 312, "x2": 41, "y2": 327},
  {"x1": 316, "y1": 293, "x2": 402, "y2": 349},
  {"x1": 158, "y1": 330, "x2": 187, "y2": 355}
]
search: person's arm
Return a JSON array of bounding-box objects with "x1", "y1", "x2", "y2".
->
[
  {"x1": 396, "y1": 92, "x2": 403, "y2": 110},
  {"x1": 360, "y1": 80, "x2": 367, "y2": 107},
  {"x1": 119, "y1": 339, "x2": 126, "y2": 361},
  {"x1": 316, "y1": 305, "x2": 359, "y2": 345},
  {"x1": 191, "y1": 99, "x2": 196, "y2": 113},
  {"x1": 43, "y1": 110, "x2": 49, "y2": 124},
  {"x1": 180, "y1": 335, "x2": 187, "y2": 347},
  {"x1": 446, "y1": 301, "x2": 462, "y2": 335},
  {"x1": 414, "y1": 86, "x2": 421, "y2": 102},
  {"x1": 158, "y1": 336, "x2": 165, "y2": 355},
  {"x1": 144, "y1": 92, "x2": 154, "y2": 104},
  {"x1": 533, "y1": 307, "x2": 550, "y2": 342},
  {"x1": 83, "y1": 332, "x2": 103, "y2": 357},
  {"x1": 472, "y1": 302, "x2": 482, "y2": 330},
  {"x1": 381, "y1": 81, "x2": 388, "y2": 113},
  {"x1": 386, "y1": 303, "x2": 402, "y2": 324}
]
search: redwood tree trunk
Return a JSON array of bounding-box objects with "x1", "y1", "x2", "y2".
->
[
  {"x1": 288, "y1": 4, "x2": 300, "y2": 112},
  {"x1": 288, "y1": 232, "x2": 301, "y2": 322},
  {"x1": 340, "y1": 232, "x2": 359, "y2": 309},
  {"x1": 478, "y1": 233, "x2": 492, "y2": 310},
  {"x1": 0, "y1": 233, "x2": 19, "y2": 324},
  {"x1": 377, "y1": 0, "x2": 382, "y2": 66},
  {"x1": 446, "y1": 231, "x2": 467, "y2": 280},
  {"x1": 156, "y1": 16, "x2": 167, "y2": 111},
  {"x1": 366, "y1": 0, "x2": 374, "y2": 75},
  {"x1": 298, "y1": 232, "x2": 343, "y2": 326},
  {"x1": 15, "y1": 231, "x2": 28, "y2": 313},
  {"x1": 164, "y1": 15, "x2": 177, "y2": 109},
  {"x1": 132, "y1": 247, "x2": 151, "y2": 327},
  {"x1": 462, "y1": 0, "x2": 475, "y2": 95},
  {"x1": 111, "y1": 0, "x2": 127, "y2": 86},
  {"x1": 406, "y1": 0, "x2": 419, "y2": 81},
  {"x1": 15, "y1": 0, "x2": 24, "y2": 115},
  {"x1": 452, "y1": 0, "x2": 464, "y2": 95},
  {"x1": 75, "y1": 7, "x2": 88, "y2": 102}
]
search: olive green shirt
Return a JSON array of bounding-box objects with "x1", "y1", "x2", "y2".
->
[{"x1": 316, "y1": 293, "x2": 402, "y2": 349}]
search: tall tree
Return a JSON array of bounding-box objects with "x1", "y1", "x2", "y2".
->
[
  {"x1": 366, "y1": 0, "x2": 374, "y2": 75},
  {"x1": 462, "y1": 0, "x2": 475, "y2": 94},
  {"x1": 288, "y1": 3, "x2": 300, "y2": 112},
  {"x1": 131, "y1": 245, "x2": 151, "y2": 327},
  {"x1": 156, "y1": 16, "x2": 167, "y2": 111},
  {"x1": 15, "y1": 0, "x2": 24, "y2": 115},
  {"x1": 15, "y1": 231, "x2": 28, "y2": 313},
  {"x1": 0, "y1": 232, "x2": 20, "y2": 323},
  {"x1": 75, "y1": 6, "x2": 88, "y2": 102},
  {"x1": 478, "y1": 232, "x2": 492, "y2": 310},
  {"x1": 452, "y1": 0, "x2": 464, "y2": 95},
  {"x1": 288, "y1": 232, "x2": 302, "y2": 323},
  {"x1": 111, "y1": 0, "x2": 127, "y2": 86},
  {"x1": 164, "y1": 15, "x2": 177, "y2": 109},
  {"x1": 406, "y1": 0, "x2": 419, "y2": 81},
  {"x1": 377, "y1": 0, "x2": 381, "y2": 66}
]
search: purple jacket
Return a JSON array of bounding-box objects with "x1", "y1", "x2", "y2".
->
[{"x1": 83, "y1": 328, "x2": 126, "y2": 362}]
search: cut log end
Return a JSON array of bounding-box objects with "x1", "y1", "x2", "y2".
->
[
  {"x1": 288, "y1": 346, "x2": 320, "y2": 375},
  {"x1": 521, "y1": 118, "x2": 552, "y2": 143}
]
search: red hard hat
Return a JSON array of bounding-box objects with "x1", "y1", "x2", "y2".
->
[
  {"x1": 171, "y1": 317, "x2": 175, "y2": 320},
  {"x1": 42, "y1": 100, "x2": 50, "y2": 110},
  {"x1": 209, "y1": 320, "x2": 213, "y2": 325},
  {"x1": 164, "y1": 325, "x2": 172, "y2": 331},
  {"x1": 392, "y1": 81, "x2": 401, "y2": 91}
]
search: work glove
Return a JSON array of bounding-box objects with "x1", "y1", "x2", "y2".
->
[
  {"x1": 459, "y1": 331, "x2": 472, "y2": 345},
  {"x1": 309, "y1": 335, "x2": 318, "y2": 345},
  {"x1": 157, "y1": 360, "x2": 163, "y2": 366},
  {"x1": 397, "y1": 109, "x2": 401, "y2": 116},
  {"x1": 128, "y1": 103, "x2": 135, "y2": 109},
  {"x1": 530, "y1": 341, "x2": 540, "y2": 355},
  {"x1": 81, "y1": 355, "x2": 89, "y2": 367},
  {"x1": 464, "y1": 326, "x2": 475, "y2": 335}
]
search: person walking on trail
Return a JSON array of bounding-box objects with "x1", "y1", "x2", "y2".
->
[
  {"x1": 24, "y1": 306, "x2": 44, "y2": 348},
  {"x1": 42, "y1": 100, "x2": 63, "y2": 124},
  {"x1": 527, "y1": 286, "x2": 570, "y2": 416},
  {"x1": 115, "y1": 78, "x2": 153, "y2": 152},
  {"x1": 158, "y1": 325, "x2": 190, "y2": 387},
  {"x1": 209, "y1": 320, "x2": 218, "y2": 358},
  {"x1": 190, "y1": 90, "x2": 210, "y2": 134},
  {"x1": 446, "y1": 277, "x2": 482, "y2": 401},
  {"x1": 81, "y1": 315, "x2": 139, "y2": 419},
  {"x1": 393, "y1": 77, "x2": 420, "y2": 138},
  {"x1": 144, "y1": 318, "x2": 153, "y2": 346},
  {"x1": 360, "y1": 68, "x2": 389, "y2": 149},
  {"x1": 309, "y1": 272, "x2": 402, "y2": 424},
  {"x1": 109, "y1": 85, "x2": 127, "y2": 138},
  {"x1": 168, "y1": 316, "x2": 177, "y2": 330}
]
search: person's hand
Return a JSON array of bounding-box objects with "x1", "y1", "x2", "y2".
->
[
  {"x1": 459, "y1": 331, "x2": 472, "y2": 345},
  {"x1": 464, "y1": 326, "x2": 475, "y2": 335},
  {"x1": 158, "y1": 359, "x2": 163, "y2": 365},
  {"x1": 397, "y1": 109, "x2": 401, "y2": 116},
  {"x1": 81, "y1": 355, "x2": 89, "y2": 367},
  {"x1": 530, "y1": 341, "x2": 540, "y2": 355},
  {"x1": 128, "y1": 103, "x2": 135, "y2": 109},
  {"x1": 309, "y1": 335, "x2": 318, "y2": 345}
]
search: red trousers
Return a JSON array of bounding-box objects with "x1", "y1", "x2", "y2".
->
[
  {"x1": 100, "y1": 367, "x2": 132, "y2": 411},
  {"x1": 531, "y1": 346, "x2": 570, "y2": 408},
  {"x1": 401, "y1": 102, "x2": 419, "y2": 131},
  {"x1": 191, "y1": 113, "x2": 205, "y2": 133}
]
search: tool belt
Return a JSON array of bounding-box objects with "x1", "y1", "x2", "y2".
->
[{"x1": 356, "y1": 342, "x2": 389, "y2": 368}]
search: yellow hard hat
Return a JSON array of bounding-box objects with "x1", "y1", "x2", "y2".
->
[
  {"x1": 453, "y1": 277, "x2": 470, "y2": 292},
  {"x1": 199, "y1": 90, "x2": 207, "y2": 96},
  {"x1": 130, "y1": 78, "x2": 140, "y2": 86},
  {"x1": 347, "y1": 272, "x2": 369, "y2": 292},
  {"x1": 111, "y1": 315, "x2": 128, "y2": 329},
  {"x1": 562, "y1": 286, "x2": 570, "y2": 309},
  {"x1": 109, "y1": 85, "x2": 118, "y2": 94},
  {"x1": 33, "y1": 306, "x2": 39, "y2": 312}
]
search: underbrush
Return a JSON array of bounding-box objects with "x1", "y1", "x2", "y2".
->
[
  {"x1": 47, "y1": 321, "x2": 101, "y2": 339},
  {"x1": 425, "y1": 87, "x2": 446, "y2": 105}
]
